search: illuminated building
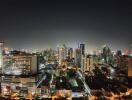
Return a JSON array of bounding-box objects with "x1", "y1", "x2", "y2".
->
[
  {"x1": 101, "y1": 45, "x2": 112, "y2": 64},
  {"x1": 124, "y1": 48, "x2": 130, "y2": 56},
  {"x1": 128, "y1": 57, "x2": 132, "y2": 77},
  {"x1": 3, "y1": 51, "x2": 38, "y2": 75},
  {"x1": 79, "y1": 43, "x2": 85, "y2": 56},
  {"x1": 2, "y1": 51, "x2": 37, "y2": 96},
  {"x1": 75, "y1": 48, "x2": 81, "y2": 68},
  {"x1": 81, "y1": 55, "x2": 85, "y2": 72},
  {"x1": 58, "y1": 44, "x2": 67, "y2": 65},
  {"x1": 84, "y1": 55, "x2": 99, "y2": 72},
  {"x1": 0, "y1": 42, "x2": 4, "y2": 74},
  {"x1": 43, "y1": 49, "x2": 57, "y2": 61},
  {"x1": 79, "y1": 43, "x2": 86, "y2": 71},
  {"x1": 84, "y1": 55, "x2": 94, "y2": 72}
]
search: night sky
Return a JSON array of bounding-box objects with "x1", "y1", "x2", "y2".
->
[{"x1": 0, "y1": 0, "x2": 131, "y2": 52}]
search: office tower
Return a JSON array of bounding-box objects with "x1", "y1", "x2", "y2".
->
[
  {"x1": 102, "y1": 45, "x2": 112, "y2": 64},
  {"x1": 79, "y1": 43, "x2": 85, "y2": 56},
  {"x1": 75, "y1": 48, "x2": 81, "y2": 68}
]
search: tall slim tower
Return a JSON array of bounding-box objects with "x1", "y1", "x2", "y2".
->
[
  {"x1": 68, "y1": 48, "x2": 73, "y2": 60},
  {"x1": 79, "y1": 43, "x2": 85, "y2": 71},
  {"x1": 0, "y1": 42, "x2": 4, "y2": 74},
  {"x1": 80, "y1": 43, "x2": 85, "y2": 56},
  {"x1": 75, "y1": 48, "x2": 81, "y2": 68}
]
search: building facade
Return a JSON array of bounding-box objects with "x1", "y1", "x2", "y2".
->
[{"x1": 3, "y1": 51, "x2": 38, "y2": 75}]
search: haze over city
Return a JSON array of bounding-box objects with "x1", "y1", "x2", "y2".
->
[
  {"x1": 0, "y1": 0, "x2": 132, "y2": 100},
  {"x1": 0, "y1": 0, "x2": 131, "y2": 51}
]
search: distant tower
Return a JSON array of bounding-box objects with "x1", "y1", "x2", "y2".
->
[
  {"x1": 116, "y1": 50, "x2": 122, "y2": 56},
  {"x1": 0, "y1": 42, "x2": 4, "y2": 74},
  {"x1": 124, "y1": 48, "x2": 130, "y2": 56},
  {"x1": 79, "y1": 43, "x2": 85, "y2": 56},
  {"x1": 79, "y1": 43, "x2": 86, "y2": 72},
  {"x1": 75, "y1": 48, "x2": 81, "y2": 68},
  {"x1": 68, "y1": 48, "x2": 73, "y2": 60},
  {"x1": 102, "y1": 45, "x2": 112, "y2": 64}
]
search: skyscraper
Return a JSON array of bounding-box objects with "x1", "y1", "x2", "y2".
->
[
  {"x1": 75, "y1": 48, "x2": 81, "y2": 68},
  {"x1": 58, "y1": 44, "x2": 67, "y2": 65},
  {"x1": 0, "y1": 42, "x2": 4, "y2": 74},
  {"x1": 102, "y1": 45, "x2": 112, "y2": 64},
  {"x1": 84, "y1": 55, "x2": 96, "y2": 72},
  {"x1": 79, "y1": 43, "x2": 85, "y2": 56}
]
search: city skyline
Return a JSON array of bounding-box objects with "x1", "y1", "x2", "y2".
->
[{"x1": 0, "y1": 0, "x2": 131, "y2": 51}]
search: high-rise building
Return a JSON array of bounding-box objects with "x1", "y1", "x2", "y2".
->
[
  {"x1": 79, "y1": 43, "x2": 86, "y2": 71},
  {"x1": 58, "y1": 44, "x2": 67, "y2": 65},
  {"x1": 81, "y1": 55, "x2": 85, "y2": 72},
  {"x1": 84, "y1": 55, "x2": 94, "y2": 72},
  {"x1": 79, "y1": 43, "x2": 85, "y2": 56},
  {"x1": 75, "y1": 48, "x2": 81, "y2": 68},
  {"x1": 68, "y1": 48, "x2": 73, "y2": 60},
  {"x1": 0, "y1": 42, "x2": 4, "y2": 74},
  {"x1": 102, "y1": 45, "x2": 112, "y2": 64}
]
